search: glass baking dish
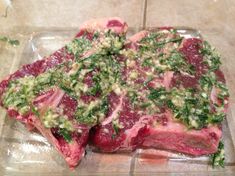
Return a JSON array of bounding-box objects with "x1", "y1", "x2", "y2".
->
[{"x1": 0, "y1": 28, "x2": 234, "y2": 175}]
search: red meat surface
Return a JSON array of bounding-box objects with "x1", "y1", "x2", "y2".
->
[
  {"x1": 90, "y1": 30, "x2": 226, "y2": 156},
  {"x1": 0, "y1": 18, "x2": 228, "y2": 169},
  {"x1": 0, "y1": 17, "x2": 128, "y2": 168}
]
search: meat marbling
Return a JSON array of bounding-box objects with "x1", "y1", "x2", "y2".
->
[
  {"x1": 0, "y1": 18, "x2": 229, "y2": 168},
  {"x1": 0, "y1": 17, "x2": 128, "y2": 168},
  {"x1": 90, "y1": 29, "x2": 228, "y2": 156}
]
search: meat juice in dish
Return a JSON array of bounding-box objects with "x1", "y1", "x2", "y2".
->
[{"x1": 0, "y1": 18, "x2": 228, "y2": 168}]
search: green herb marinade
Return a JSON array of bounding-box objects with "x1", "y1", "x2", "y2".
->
[
  {"x1": 1, "y1": 29, "x2": 229, "y2": 156},
  {"x1": 210, "y1": 142, "x2": 225, "y2": 168}
]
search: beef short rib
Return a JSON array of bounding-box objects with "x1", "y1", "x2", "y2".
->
[
  {"x1": 90, "y1": 29, "x2": 228, "y2": 156},
  {"x1": 0, "y1": 18, "x2": 229, "y2": 169}
]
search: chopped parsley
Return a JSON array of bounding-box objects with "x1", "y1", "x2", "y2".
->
[
  {"x1": 2, "y1": 76, "x2": 36, "y2": 115},
  {"x1": 75, "y1": 98, "x2": 109, "y2": 125},
  {"x1": 139, "y1": 31, "x2": 182, "y2": 53},
  {"x1": 154, "y1": 37, "x2": 183, "y2": 48},
  {"x1": 112, "y1": 121, "x2": 120, "y2": 135},
  {"x1": 200, "y1": 41, "x2": 221, "y2": 71},
  {"x1": 59, "y1": 128, "x2": 72, "y2": 143},
  {"x1": 66, "y1": 37, "x2": 92, "y2": 58},
  {"x1": 147, "y1": 86, "x2": 227, "y2": 129},
  {"x1": 0, "y1": 36, "x2": 20, "y2": 46},
  {"x1": 148, "y1": 87, "x2": 168, "y2": 107},
  {"x1": 99, "y1": 30, "x2": 125, "y2": 54},
  {"x1": 210, "y1": 142, "x2": 225, "y2": 168},
  {"x1": 142, "y1": 57, "x2": 153, "y2": 67},
  {"x1": 164, "y1": 50, "x2": 195, "y2": 74},
  {"x1": 42, "y1": 109, "x2": 74, "y2": 131},
  {"x1": 129, "y1": 91, "x2": 138, "y2": 105}
]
